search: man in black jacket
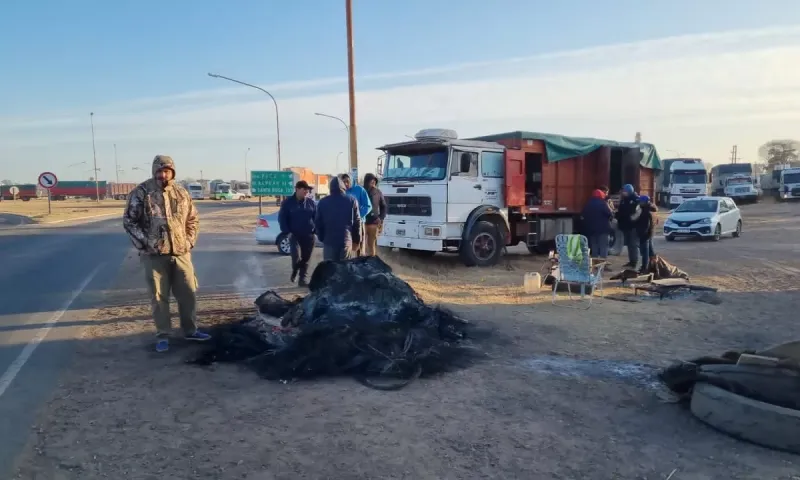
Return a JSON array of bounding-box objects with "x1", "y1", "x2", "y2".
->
[
  {"x1": 363, "y1": 173, "x2": 387, "y2": 256},
  {"x1": 634, "y1": 195, "x2": 659, "y2": 274},
  {"x1": 615, "y1": 183, "x2": 640, "y2": 268},
  {"x1": 314, "y1": 176, "x2": 362, "y2": 261},
  {"x1": 278, "y1": 180, "x2": 317, "y2": 286}
]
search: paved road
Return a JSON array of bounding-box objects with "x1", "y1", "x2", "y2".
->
[{"x1": 0, "y1": 201, "x2": 278, "y2": 475}]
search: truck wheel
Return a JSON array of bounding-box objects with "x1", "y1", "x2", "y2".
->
[{"x1": 460, "y1": 220, "x2": 502, "y2": 267}]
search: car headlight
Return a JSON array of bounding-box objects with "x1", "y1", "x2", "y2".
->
[{"x1": 699, "y1": 218, "x2": 711, "y2": 225}]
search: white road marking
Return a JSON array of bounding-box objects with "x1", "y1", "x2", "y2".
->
[{"x1": 0, "y1": 262, "x2": 105, "y2": 399}]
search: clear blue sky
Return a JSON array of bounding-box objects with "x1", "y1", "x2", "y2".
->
[{"x1": 2, "y1": 0, "x2": 799, "y2": 116}]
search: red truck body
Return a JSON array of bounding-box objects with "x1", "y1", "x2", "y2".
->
[
  {"x1": 107, "y1": 182, "x2": 137, "y2": 200},
  {"x1": 0, "y1": 184, "x2": 39, "y2": 201},
  {"x1": 49, "y1": 181, "x2": 108, "y2": 200}
]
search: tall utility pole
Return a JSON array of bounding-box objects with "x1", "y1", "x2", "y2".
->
[
  {"x1": 345, "y1": 0, "x2": 358, "y2": 176},
  {"x1": 90, "y1": 112, "x2": 100, "y2": 202},
  {"x1": 730, "y1": 145, "x2": 739, "y2": 164},
  {"x1": 114, "y1": 143, "x2": 119, "y2": 183}
]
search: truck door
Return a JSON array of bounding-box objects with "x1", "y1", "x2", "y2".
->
[
  {"x1": 479, "y1": 150, "x2": 505, "y2": 209},
  {"x1": 504, "y1": 149, "x2": 525, "y2": 207},
  {"x1": 447, "y1": 148, "x2": 483, "y2": 223}
]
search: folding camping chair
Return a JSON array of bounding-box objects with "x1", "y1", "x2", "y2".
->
[{"x1": 552, "y1": 234, "x2": 605, "y2": 308}]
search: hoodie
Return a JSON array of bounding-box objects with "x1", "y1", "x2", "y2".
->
[
  {"x1": 346, "y1": 183, "x2": 372, "y2": 220},
  {"x1": 581, "y1": 191, "x2": 613, "y2": 236},
  {"x1": 314, "y1": 177, "x2": 362, "y2": 248},
  {"x1": 122, "y1": 155, "x2": 199, "y2": 256}
]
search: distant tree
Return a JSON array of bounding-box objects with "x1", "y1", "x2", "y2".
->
[
  {"x1": 0, "y1": 179, "x2": 13, "y2": 186},
  {"x1": 758, "y1": 139, "x2": 800, "y2": 170}
]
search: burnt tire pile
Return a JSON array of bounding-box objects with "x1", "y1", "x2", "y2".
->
[
  {"x1": 191, "y1": 256, "x2": 484, "y2": 390},
  {"x1": 660, "y1": 351, "x2": 800, "y2": 453}
]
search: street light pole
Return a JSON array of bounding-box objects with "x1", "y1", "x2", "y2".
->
[
  {"x1": 90, "y1": 112, "x2": 100, "y2": 202},
  {"x1": 345, "y1": 0, "x2": 359, "y2": 175},
  {"x1": 207, "y1": 73, "x2": 282, "y2": 171},
  {"x1": 244, "y1": 147, "x2": 250, "y2": 183},
  {"x1": 114, "y1": 143, "x2": 119, "y2": 183},
  {"x1": 314, "y1": 112, "x2": 350, "y2": 170}
]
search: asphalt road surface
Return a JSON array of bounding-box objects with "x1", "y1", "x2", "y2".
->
[{"x1": 0, "y1": 202, "x2": 284, "y2": 475}]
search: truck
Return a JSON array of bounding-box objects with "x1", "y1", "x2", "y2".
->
[
  {"x1": 656, "y1": 159, "x2": 708, "y2": 208},
  {"x1": 107, "y1": 182, "x2": 136, "y2": 200},
  {"x1": 283, "y1": 167, "x2": 331, "y2": 199},
  {"x1": 187, "y1": 182, "x2": 205, "y2": 200},
  {"x1": 376, "y1": 128, "x2": 662, "y2": 267},
  {"x1": 709, "y1": 163, "x2": 760, "y2": 197},
  {"x1": 0, "y1": 184, "x2": 39, "y2": 201},
  {"x1": 49, "y1": 181, "x2": 108, "y2": 200},
  {"x1": 723, "y1": 173, "x2": 760, "y2": 203},
  {"x1": 232, "y1": 181, "x2": 252, "y2": 199},
  {"x1": 211, "y1": 182, "x2": 235, "y2": 200},
  {"x1": 778, "y1": 167, "x2": 800, "y2": 201}
]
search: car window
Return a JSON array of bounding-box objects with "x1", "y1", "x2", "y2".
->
[
  {"x1": 719, "y1": 201, "x2": 729, "y2": 213},
  {"x1": 727, "y1": 199, "x2": 738, "y2": 210}
]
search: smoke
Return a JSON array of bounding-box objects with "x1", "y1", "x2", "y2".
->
[{"x1": 233, "y1": 254, "x2": 269, "y2": 300}]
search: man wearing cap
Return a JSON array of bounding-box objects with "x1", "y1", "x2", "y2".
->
[
  {"x1": 615, "y1": 183, "x2": 641, "y2": 269},
  {"x1": 278, "y1": 180, "x2": 317, "y2": 286},
  {"x1": 363, "y1": 173, "x2": 387, "y2": 256},
  {"x1": 123, "y1": 155, "x2": 211, "y2": 353},
  {"x1": 634, "y1": 195, "x2": 659, "y2": 273}
]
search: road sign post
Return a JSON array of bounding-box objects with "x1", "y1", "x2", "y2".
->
[
  {"x1": 250, "y1": 170, "x2": 294, "y2": 215},
  {"x1": 38, "y1": 172, "x2": 58, "y2": 215}
]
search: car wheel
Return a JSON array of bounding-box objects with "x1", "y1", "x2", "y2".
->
[
  {"x1": 276, "y1": 233, "x2": 292, "y2": 255},
  {"x1": 713, "y1": 224, "x2": 722, "y2": 242},
  {"x1": 733, "y1": 220, "x2": 742, "y2": 238},
  {"x1": 665, "y1": 234, "x2": 675, "y2": 242}
]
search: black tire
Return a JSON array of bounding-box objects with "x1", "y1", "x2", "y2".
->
[
  {"x1": 733, "y1": 220, "x2": 742, "y2": 238},
  {"x1": 665, "y1": 235, "x2": 676, "y2": 242},
  {"x1": 275, "y1": 233, "x2": 292, "y2": 256},
  {"x1": 712, "y1": 224, "x2": 722, "y2": 242},
  {"x1": 460, "y1": 220, "x2": 503, "y2": 267}
]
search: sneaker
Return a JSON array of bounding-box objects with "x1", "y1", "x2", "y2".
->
[
  {"x1": 155, "y1": 339, "x2": 169, "y2": 353},
  {"x1": 185, "y1": 331, "x2": 212, "y2": 342},
  {"x1": 290, "y1": 270, "x2": 298, "y2": 283}
]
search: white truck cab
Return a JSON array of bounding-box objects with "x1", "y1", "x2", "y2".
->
[
  {"x1": 666, "y1": 159, "x2": 708, "y2": 208},
  {"x1": 723, "y1": 174, "x2": 760, "y2": 203},
  {"x1": 187, "y1": 182, "x2": 205, "y2": 200},
  {"x1": 779, "y1": 167, "x2": 800, "y2": 201},
  {"x1": 377, "y1": 128, "x2": 508, "y2": 266}
]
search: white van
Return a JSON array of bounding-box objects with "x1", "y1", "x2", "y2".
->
[{"x1": 187, "y1": 182, "x2": 205, "y2": 200}]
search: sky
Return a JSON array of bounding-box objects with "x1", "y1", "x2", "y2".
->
[{"x1": 2, "y1": 0, "x2": 800, "y2": 184}]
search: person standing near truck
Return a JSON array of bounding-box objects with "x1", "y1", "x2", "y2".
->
[
  {"x1": 278, "y1": 180, "x2": 317, "y2": 287},
  {"x1": 634, "y1": 195, "x2": 659, "y2": 274},
  {"x1": 122, "y1": 155, "x2": 211, "y2": 353},
  {"x1": 580, "y1": 189, "x2": 614, "y2": 259},
  {"x1": 340, "y1": 173, "x2": 371, "y2": 256},
  {"x1": 314, "y1": 176, "x2": 362, "y2": 261},
  {"x1": 363, "y1": 173, "x2": 387, "y2": 256},
  {"x1": 616, "y1": 183, "x2": 640, "y2": 269}
]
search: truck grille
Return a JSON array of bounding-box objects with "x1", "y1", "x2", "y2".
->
[
  {"x1": 386, "y1": 196, "x2": 432, "y2": 217},
  {"x1": 792, "y1": 188, "x2": 800, "y2": 197}
]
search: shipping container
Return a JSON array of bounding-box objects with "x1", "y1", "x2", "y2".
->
[
  {"x1": 49, "y1": 180, "x2": 108, "y2": 200},
  {"x1": 107, "y1": 182, "x2": 136, "y2": 200}
]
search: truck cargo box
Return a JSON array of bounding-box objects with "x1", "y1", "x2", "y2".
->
[{"x1": 49, "y1": 180, "x2": 108, "y2": 200}]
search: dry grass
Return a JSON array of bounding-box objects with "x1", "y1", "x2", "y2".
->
[{"x1": 0, "y1": 199, "x2": 124, "y2": 224}]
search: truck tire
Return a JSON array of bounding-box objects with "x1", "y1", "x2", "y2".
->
[{"x1": 459, "y1": 220, "x2": 503, "y2": 267}]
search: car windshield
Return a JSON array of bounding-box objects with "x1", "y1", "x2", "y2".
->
[
  {"x1": 674, "y1": 199, "x2": 718, "y2": 213},
  {"x1": 783, "y1": 173, "x2": 800, "y2": 184},
  {"x1": 671, "y1": 173, "x2": 705, "y2": 184},
  {"x1": 382, "y1": 146, "x2": 448, "y2": 181}
]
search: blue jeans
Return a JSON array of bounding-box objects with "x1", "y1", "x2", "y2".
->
[
  {"x1": 623, "y1": 230, "x2": 639, "y2": 265},
  {"x1": 639, "y1": 237, "x2": 655, "y2": 271},
  {"x1": 589, "y1": 233, "x2": 609, "y2": 259}
]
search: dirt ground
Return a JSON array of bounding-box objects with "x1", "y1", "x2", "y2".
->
[
  {"x1": 12, "y1": 201, "x2": 800, "y2": 479},
  {"x1": 0, "y1": 198, "x2": 125, "y2": 224}
]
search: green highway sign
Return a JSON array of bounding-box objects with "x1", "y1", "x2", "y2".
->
[{"x1": 250, "y1": 170, "x2": 294, "y2": 196}]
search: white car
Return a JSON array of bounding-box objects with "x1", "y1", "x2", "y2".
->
[
  {"x1": 254, "y1": 212, "x2": 322, "y2": 255},
  {"x1": 663, "y1": 196, "x2": 742, "y2": 242}
]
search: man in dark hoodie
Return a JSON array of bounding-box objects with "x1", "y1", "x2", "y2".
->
[
  {"x1": 278, "y1": 180, "x2": 317, "y2": 286},
  {"x1": 634, "y1": 195, "x2": 659, "y2": 273},
  {"x1": 580, "y1": 189, "x2": 614, "y2": 259},
  {"x1": 363, "y1": 173, "x2": 387, "y2": 256},
  {"x1": 314, "y1": 176, "x2": 362, "y2": 261},
  {"x1": 615, "y1": 183, "x2": 640, "y2": 268}
]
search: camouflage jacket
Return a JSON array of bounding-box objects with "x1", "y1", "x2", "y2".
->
[{"x1": 122, "y1": 178, "x2": 199, "y2": 256}]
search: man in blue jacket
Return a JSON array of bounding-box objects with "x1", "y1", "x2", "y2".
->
[
  {"x1": 580, "y1": 189, "x2": 614, "y2": 259},
  {"x1": 340, "y1": 173, "x2": 371, "y2": 256},
  {"x1": 278, "y1": 180, "x2": 317, "y2": 286},
  {"x1": 615, "y1": 183, "x2": 640, "y2": 268},
  {"x1": 314, "y1": 176, "x2": 362, "y2": 261}
]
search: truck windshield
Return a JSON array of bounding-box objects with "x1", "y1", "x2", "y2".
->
[
  {"x1": 218, "y1": 185, "x2": 230, "y2": 193},
  {"x1": 189, "y1": 185, "x2": 202, "y2": 191},
  {"x1": 674, "y1": 199, "x2": 718, "y2": 213},
  {"x1": 783, "y1": 173, "x2": 800, "y2": 184},
  {"x1": 671, "y1": 173, "x2": 705, "y2": 184},
  {"x1": 382, "y1": 146, "x2": 448, "y2": 181}
]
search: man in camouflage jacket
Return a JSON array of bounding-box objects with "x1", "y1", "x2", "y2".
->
[{"x1": 123, "y1": 155, "x2": 210, "y2": 352}]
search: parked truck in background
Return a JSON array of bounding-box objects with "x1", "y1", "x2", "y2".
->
[
  {"x1": 376, "y1": 128, "x2": 662, "y2": 266},
  {"x1": 283, "y1": 167, "x2": 331, "y2": 200},
  {"x1": 778, "y1": 167, "x2": 800, "y2": 201},
  {"x1": 710, "y1": 163, "x2": 760, "y2": 197},
  {"x1": 49, "y1": 181, "x2": 108, "y2": 200},
  {"x1": 0, "y1": 184, "x2": 39, "y2": 201},
  {"x1": 107, "y1": 182, "x2": 136, "y2": 200},
  {"x1": 723, "y1": 173, "x2": 760, "y2": 203},
  {"x1": 187, "y1": 182, "x2": 205, "y2": 200},
  {"x1": 655, "y1": 159, "x2": 708, "y2": 208}
]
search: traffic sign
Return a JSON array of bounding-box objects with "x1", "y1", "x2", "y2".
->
[
  {"x1": 250, "y1": 170, "x2": 294, "y2": 196},
  {"x1": 9, "y1": 186, "x2": 19, "y2": 196},
  {"x1": 38, "y1": 172, "x2": 58, "y2": 189}
]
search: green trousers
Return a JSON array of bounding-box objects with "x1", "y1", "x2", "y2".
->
[{"x1": 141, "y1": 253, "x2": 198, "y2": 337}]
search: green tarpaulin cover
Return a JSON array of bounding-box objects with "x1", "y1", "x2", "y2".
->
[{"x1": 469, "y1": 131, "x2": 662, "y2": 170}]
